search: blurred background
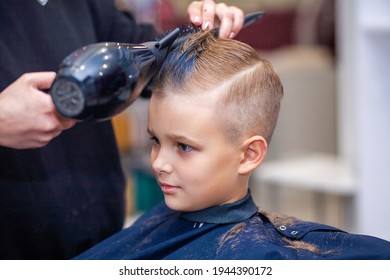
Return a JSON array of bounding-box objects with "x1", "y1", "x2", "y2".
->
[{"x1": 113, "y1": 0, "x2": 390, "y2": 241}]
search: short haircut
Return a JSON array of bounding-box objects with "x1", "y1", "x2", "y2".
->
[{"x1": 152, "y1": 30, "x2": 284, "y2": 145}]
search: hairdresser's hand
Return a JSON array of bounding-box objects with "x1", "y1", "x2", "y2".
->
[
  {"x1": 187, "y1": 0, "x2": 244, "y2": 39},
  {"x1": 0, "y1": 72, "x2": 76, "y2": 149}
]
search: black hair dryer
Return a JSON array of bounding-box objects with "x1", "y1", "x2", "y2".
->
[{"x1": 50, "y1": 28, "x2": 181, "y2": 121}]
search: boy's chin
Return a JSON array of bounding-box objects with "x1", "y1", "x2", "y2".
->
[{"x1": 164, "y1": 198, "x2": 194, "y2": 212}]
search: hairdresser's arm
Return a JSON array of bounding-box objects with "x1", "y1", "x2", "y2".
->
[
  {"x1": 0, "y1": 72, "x2": 76, "y2": 149},
  {"x1": 187, "y1": 0, "x2": 244, "y2": 39}
]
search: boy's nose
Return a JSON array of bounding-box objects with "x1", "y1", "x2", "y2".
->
[{"x1": 151, "y1": 150, "x2": 173, "y2": 175}]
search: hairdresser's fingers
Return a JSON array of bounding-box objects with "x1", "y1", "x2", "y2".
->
[
  {"x1": 215, "y1": 3, "x2": 233, "y2": 38},
  {"x1": 200, "y1": 0, "x2": 217, "y2": 30},
  {"x1": 187, "y1": 0, "x2": 216, "y2": 29},
  {"x1": 187, "y1": 1, "x2": 203, "y2": 26},
  {"x1": 29, "y1": 71, "x2": 57, "y2": 91},
  {"x1": 216, "y1": 4, "x2": 244, "y2": 39},
  {"x1": 56, "y1": 113, "x2": 77, "y2": 130}
]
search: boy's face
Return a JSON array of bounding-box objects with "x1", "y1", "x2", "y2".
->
[{"x1": 148, "y1": 92, "x2": 248, "y2": 212}]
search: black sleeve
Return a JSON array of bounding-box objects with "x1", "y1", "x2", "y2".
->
[{"x1": 86, "y1": 0, "x2": 158, "y2": 44}]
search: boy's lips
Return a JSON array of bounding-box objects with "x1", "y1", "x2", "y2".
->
[{"x1": 159, "y1": 182, "x2": 180, "y2": 194}]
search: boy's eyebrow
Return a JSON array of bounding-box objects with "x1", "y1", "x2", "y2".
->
[
  {"x1": 147, "y1": 128, "x2": 202, "y2": 146},
  {"x1": 171, "y1": 134, "x2": 198, "y2": 145},
  {"x1": 170, "y1": 133, "x2": 206, "y2": 148}
]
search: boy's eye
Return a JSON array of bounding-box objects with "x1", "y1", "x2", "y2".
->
[
  {"x1": 150, "y1": 136, "x2": 160, "y2": 145},
  {"x1": 178, "y1": 143, "x2": 193, "y2": 152}
]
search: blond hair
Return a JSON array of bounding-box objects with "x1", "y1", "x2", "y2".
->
[{"x1": 153, "y1": 30, "x2": 284, "y2": 145}]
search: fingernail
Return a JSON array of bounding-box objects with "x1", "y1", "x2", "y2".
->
[
  {"x1": 203, "y1": 21, "x2": 210, "y2": 30},
  {"x1": 229, "y1": 32, "x2": 235, "y2": 39},
  {"x1": 193, "y1": 16, "x2": 201, "y2": 24}
]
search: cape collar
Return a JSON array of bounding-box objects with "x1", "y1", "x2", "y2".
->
[{"x1": 180, "y1": 191, "x2": 258, "y2": 224}]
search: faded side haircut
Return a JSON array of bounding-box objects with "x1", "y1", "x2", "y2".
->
[{"x1": 152, "y1": 30, "x2": 284, "y2": 145}]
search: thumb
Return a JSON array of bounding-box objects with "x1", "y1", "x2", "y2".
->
[{"x1": 27, "y1": 72, "x2": 57, "y2": 91}]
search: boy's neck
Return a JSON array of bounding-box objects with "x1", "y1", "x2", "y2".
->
[{"x1": 180, "y1": 191, "x2": 257, "y2": 224}]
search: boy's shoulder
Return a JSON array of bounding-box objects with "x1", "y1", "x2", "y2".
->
[
  {"x1": 256, "y1": 211, "x2": 390, "y2": 259},
  {"x1": 259, "y1": 211, "x2": 343, "y2": 239}
]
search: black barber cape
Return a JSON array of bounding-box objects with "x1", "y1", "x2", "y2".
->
[
  {"x1": 75, "y1": 192, "x2": 390, "y2": 260},
  {"x1": 0, "y1": 0, "x2": 156, "y2": 259}
]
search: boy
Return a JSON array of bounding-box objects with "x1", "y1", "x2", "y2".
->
[{"x1": 75, "y1": 30, "x2": 390, "y2": 259}]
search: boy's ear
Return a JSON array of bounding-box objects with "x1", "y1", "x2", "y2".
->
[{"x1": 238, "y1": 135, "x2": 267, "y2": 175}]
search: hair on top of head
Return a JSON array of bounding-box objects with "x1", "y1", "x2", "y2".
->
[
  {"x1": 154, "y1": 30, "x2": 257, "y2": 92},
  {"x1": 153, "y1": 30, "x2": 284, "y2": 145}
]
